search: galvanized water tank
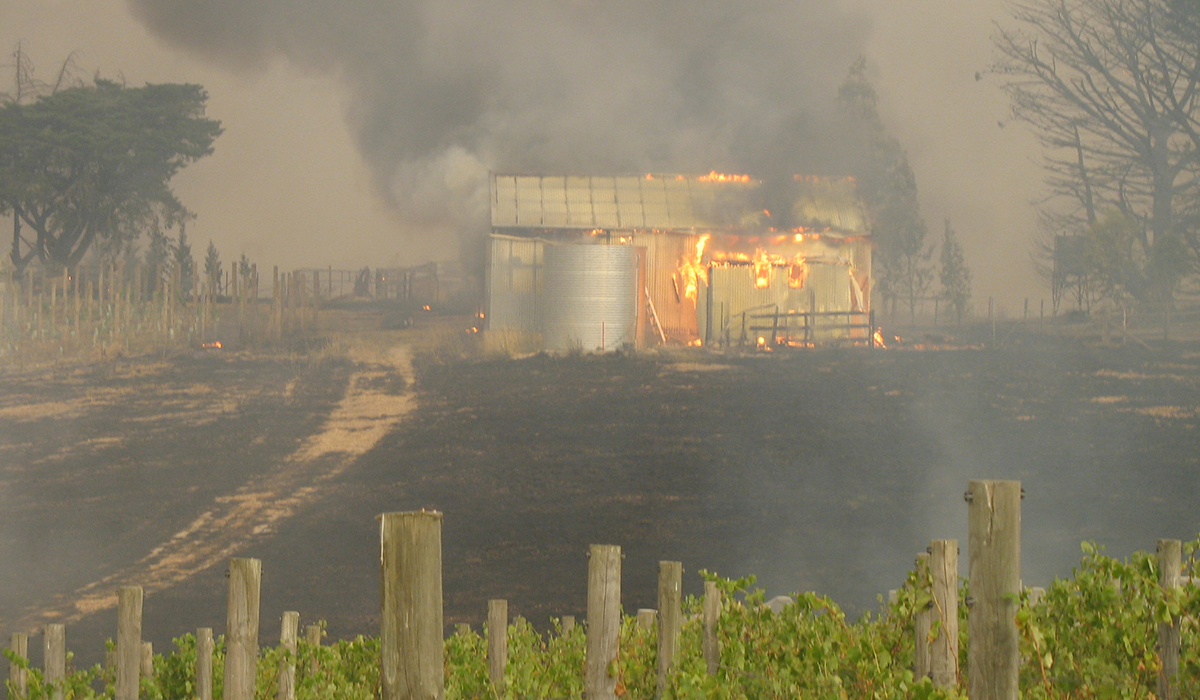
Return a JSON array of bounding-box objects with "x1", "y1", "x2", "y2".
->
[{"x1": 542, "y1": 244, "x2": 638, "y2": 352}]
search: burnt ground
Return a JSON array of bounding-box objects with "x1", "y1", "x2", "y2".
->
[{"x1": 2, "y1": 316, "x2": 1200, "y2": 670}]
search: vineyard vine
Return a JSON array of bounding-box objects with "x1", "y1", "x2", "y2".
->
[{"x1": 5, "y1": 539, "x2": 1197, "y2": 699}]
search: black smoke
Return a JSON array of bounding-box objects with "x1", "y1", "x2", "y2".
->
[{"x1": 127, "y1": 0, "x2": 870, "y2": 262}]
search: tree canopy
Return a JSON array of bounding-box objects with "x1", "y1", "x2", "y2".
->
[
  {"x1": 836, "y1": 58, "x2": 934, "y2": 319},
  {"x1": 0, "y1": 76, "x2": 222, "y2": 273},
  {"x1": 995, "y1": 0, "x2": 1200, "y2": 306}
]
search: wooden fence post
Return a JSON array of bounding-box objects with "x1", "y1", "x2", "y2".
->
[
  {"x1": 930, "y1": 540, "x2": 958, "y2": 689},
  {"x1": 1158, "y1": 539, "x2": 1182, "y2": 700},
  {"x1": 560, "y1": 616, "x2": 575, "y2": 635},
  {"x1": 224, "y1": 558, "x2": 262, "y2": 700},
  {"x1": 196, "y1": 628, "x2": 213, "y2": 700},
  {"x1": 914, "y1": 552, "x2": 931, "y2": 682},
  {"x1": 117, "y1": 586, "x2": 144, "y2": 700},
  {"x1": 703, "y1": 581, "x2": 721, "y2": 677},
  {"x1": 140, "y1": 642, "x2": 154, "y2": 681},
  {"x1": 9, "y1": 633, "x2": 28, "y2": 700},
  {"x1": 636, "y1": 609, "x2": 657, "y2": 631},
  {"x1": 586, "y1": 544, "x2": 622, "y2": 700},
  {"x1": 304, "y1": 624, "x2": 322, "y2": 676},
  {"x1": 44, "y1": 624, "x2": 65, "y2": 700},
  {"x1": 278, "y1": 611, "x2": 300, "y2": 700},
  {"x1": 967, "y1": 480, "x2": 1021, "y2": 700},
  {"x1": 657, "y1": 560, "x2": 683, "y2": 695},
  {"x1": 379, "y1": 510, "x2": 444, "y2": 700},
  {"x1": 487, "y1": 599, "x2": 507, "y2": 694}
]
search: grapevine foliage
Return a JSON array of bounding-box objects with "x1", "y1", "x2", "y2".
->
[{"x1": 4, "y1": 539, "x2": 1197, "y2": 699}]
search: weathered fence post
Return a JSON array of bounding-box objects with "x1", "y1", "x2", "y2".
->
[
  {"x1": 44, "y1": 624, "x2": 65, "y2": 700},
  {"x1": 140, "y1": 642, "x2": 154, "y2": 681},
  {"x1": 636, "y1": 609, "x2": 657, "y2": 631},
  {"x1": 379, "y1": 510, "x2": 444, "y2": 700},
  {"x1": 196, "y1": 628, "x2": 213, "y2": 700},
  {"x1": 9, "y1": 633, "x2": 28, "y2": 700},
  {"x1": 487, "y1": 599, "x2": 507, "y2": 694},
  {"x1": 560, "y1": 615, "x2": 575, "y2": 635},
  {"x1": 304, "y1": 624, "x2": 322, "y2": 676},
  {"x1": 277, "y1": 611, "x2": 299, "y2": 700},
  {"x1": 703, "y1": 581, "x2": 721, "y2": 677},
  {"x1": 913, "y1": 552, "x2": 931, "y2": 682},
  {"x1": 224, "y1": 558, "x2": 262, "y2": 700},
  {"x1": 967, "y1": 480, "x2": 1021, "y2": 700},
  {"x1": 930, "y1": 539, "x2": 958, "y2": 689},
  {"x1": 1158, "y1": 539, "x2": 1182, "y2": 700},
  {"x1": 657, "y1": 560, "x2": 683, "y2": 695},
  {"x1": 585, "y1": 544, "x2": 622, "y2": 700},
  {"x1": 117, "y1": 586, "x2": 144, "y2": 700}
]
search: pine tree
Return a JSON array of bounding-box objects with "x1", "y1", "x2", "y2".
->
[
  {"x1": 837, "y1": 58, "x2": 934, "y2": 320},
  {"x1": 204, "y1": 241, "x2": 222, "y2": 294},
  {"x1": 939, "y1": 220, "x2": 972, "y2": 324},
  {"x1": 175, "y1": 229, "x2": 195, "y2": 298}
]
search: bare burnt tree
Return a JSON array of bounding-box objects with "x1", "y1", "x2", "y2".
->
[{"x1": 995, "y1": 0, "x2": 1200, "y2": 305}]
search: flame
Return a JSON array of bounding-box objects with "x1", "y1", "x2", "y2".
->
[
  {"x1": 678, "y1": 234, "x2": 711, "y2": 302},
  {"x1": 698, "y1": 171, "x2": 752, "y2": 183},
  {"x1": 202, "y1": 341, "x2": 223, "y2": 349},
  {"x1": 873, "y1": 329, "x2": 885, "y2": 348},
  {"x1": 753, "y1": 248, "x2": 772, "y2": 288}
]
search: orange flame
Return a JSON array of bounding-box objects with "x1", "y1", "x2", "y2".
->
[
  {"x1": 678, "y1": 234, "x2": 711, "y2": 302},
  {"x1": 698, "y1": 171, "x2": 752, "y2": 183},
  {"x1": 753, "y1": 248, "x2": 771, "y2": 288}
]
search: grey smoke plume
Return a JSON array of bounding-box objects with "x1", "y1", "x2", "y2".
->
[{"x1": 127, "y1": 0, "x2": 870, "y2": 259}]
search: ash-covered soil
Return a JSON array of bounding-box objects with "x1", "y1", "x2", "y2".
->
[{"x1": 2, "y1": 320, "x2": 1199, "y2": 669}]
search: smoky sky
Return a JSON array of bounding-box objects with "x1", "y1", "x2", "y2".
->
[{"x1": 126, "y1": 0, "x2": 871, "y2": 242}]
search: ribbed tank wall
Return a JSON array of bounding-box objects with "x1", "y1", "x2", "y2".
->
[{"x1": 542, "y1": 245, "x2": 638, "y2": 352}]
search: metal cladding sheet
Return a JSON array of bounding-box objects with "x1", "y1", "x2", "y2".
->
[
  {"x1": 542, "y1": 244, "x2": 638, "y2": 352},
  {"x1": 486, "y1": 235, "x2": 543, "y2": 333}
]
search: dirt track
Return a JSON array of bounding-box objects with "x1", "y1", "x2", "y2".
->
[{"x1": 2, "y1": 312, "x2": 1199, "y2": 669}]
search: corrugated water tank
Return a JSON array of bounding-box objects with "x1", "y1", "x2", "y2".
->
[{"x1": 542, "y1": 244, "x2": 639, "y2": 352}]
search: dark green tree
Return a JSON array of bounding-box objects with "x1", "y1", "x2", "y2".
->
[
  {"x1": 837, "y1": 58, "x2": 934, "y2": 320},
  {"x1": 175, "y1": 229, "x2": 195, "y2": 298},
  {"x1": 938, "y1": 220, "x2": 972, "y2": 324},
  {"x1": 145, "y1": 229, "x2": 173, "y2": 298},
  {"x1": 203, "y1": 240, "x2": 222, "y2": 294},
  {"x1": 0, "y1": 74, "x2": 222, "y2": 275}
]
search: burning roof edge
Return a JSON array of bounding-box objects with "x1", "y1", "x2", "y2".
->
[{"x1": 490, "y1": 172, "x2": 869, "y2": 236}]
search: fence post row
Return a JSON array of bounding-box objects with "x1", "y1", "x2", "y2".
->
[
  {"x1": 585, "y1": 544, "x2": 622, "y2": 700},
  {"x1": 913, "y1": 552, "x2": 931, "y2": 681},
  {"x1": 929, "y1": 539, "x2": 959, "y2": 689},
  {"x1": 379, "y1": 510, "x2": 444, "y2": 700},
  {"x1": 196, "y1": 628, "x2": 214, "y2": 700},
  {"x1": 967, "y1": 480, "x2": 1021, "y2": 700},
  {"x1": 116, "y1": 586, "x2": 144, "y2": 700},
  {"x1": 224, "y1": 558, "x2": 262, "y2": 700},
  {"x1": 1157, "y1": 539, "x2": 1182, "y2": 700},
  {"x1": 8, "y1": 633, "x2": 28, "y2": 700},
  {"x1": 657, "y1": 560, "x2": 683, "y2": 695},
  {"x1": 278, "y1": 612, "x2": 300, "y2": 700},
  {"x1": 487, "y1": 599, "x2": 508, "y2": 694},
  {"x1": 44, "y1": 624, "x2": 65, "y2": 700},
  {"x1": 702, "y1": 580, "x2": 721, "y2": 677}
]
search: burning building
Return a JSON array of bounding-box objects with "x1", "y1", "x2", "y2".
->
[{"x1": 485, "y1": 172, "x2": 872, "y2": 351}]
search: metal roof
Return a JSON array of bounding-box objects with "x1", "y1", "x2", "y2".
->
[{"x1": 490, "y1": 173, "x2": 868, "y2": 235}]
